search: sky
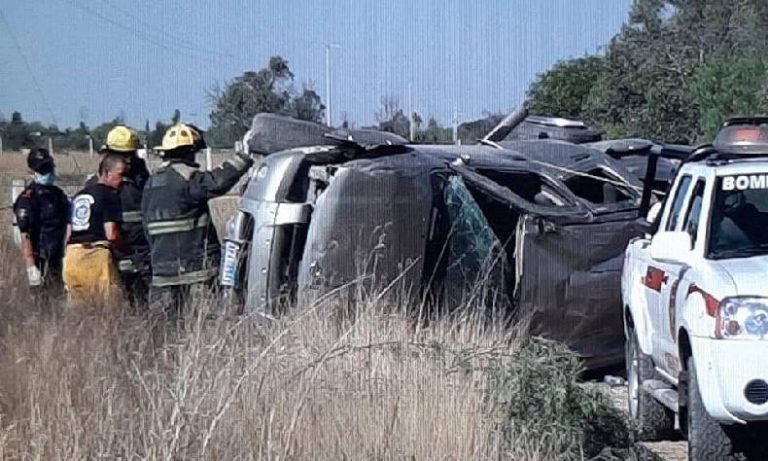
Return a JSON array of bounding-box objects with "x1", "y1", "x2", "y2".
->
[{"x1": 0, "y1": 0, "x2": 634, "y2": 131}]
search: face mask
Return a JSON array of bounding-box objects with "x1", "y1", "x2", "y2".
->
[{"x1": 34, "y1": 172, "x2": 56, "y2": 186}]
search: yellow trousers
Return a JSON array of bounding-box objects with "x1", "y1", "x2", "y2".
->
[{"x1": 63, "y1": 244, "x2": 121, "y2": 307}]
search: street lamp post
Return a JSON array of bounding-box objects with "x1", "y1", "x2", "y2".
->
[{"x1": 324, "y1": 43, "x2": 340, "y2": 128}]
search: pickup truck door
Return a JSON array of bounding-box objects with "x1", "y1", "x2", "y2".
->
[
  {"x1": 648, "y1": 174, "x2": 693, "y2": 369},
  {"x1": 655, "y1": 178, "x2": 706, "y2": 375}
]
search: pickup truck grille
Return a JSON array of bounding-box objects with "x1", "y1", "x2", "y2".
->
[{"x1": 745, "y1": 380, "x2": 768, "y2": 405}]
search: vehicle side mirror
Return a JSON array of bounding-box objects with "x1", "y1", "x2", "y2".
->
[
  {"x1": 649, "y1": 231, "x2": 692, "y2": 264},
  {"x1": 646, "y1": 202, "x2": 663, "y2": 224}
]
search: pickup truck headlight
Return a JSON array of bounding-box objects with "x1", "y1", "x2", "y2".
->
[{"x1": 718, "y1": 297, "x2": 768, "y2": 339}]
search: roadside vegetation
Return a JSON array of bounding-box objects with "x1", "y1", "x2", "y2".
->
[
  {"x1": 527, "y1": 1, "x2": 768, "y2": 144},
  {"x1": 0, "y1": 234, "x2": 641, "y2": 460}
]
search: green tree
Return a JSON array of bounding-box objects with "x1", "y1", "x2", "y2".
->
[
  {"x1": 418, "y1": 117, "x2": 453, "y2": 144},
  {"x1": 287, "y1": 87, "x2": 325, "y2": 123},
  {"x1": 0, "y1": 111, "x2": 35, "y2": 149},
  {"x1": 207, "y1": 56, "x2": 324, "y2": 147},
  {"x1": 527, "y1": 56, "x2": 607, "y2": 119},
  {"x1": 375, "y1": 96, "x2": 410, "y2": 139},
  {"x1": 458, "y1": 112, "x2": 505, "y2": 142},
  {"x1": 60, "y1": 122, "x2": 91, "y2": 150},
  {"x1": 526, "y1": 0, "x2": 768, "y2": 144},
  {"x1": 149, "y1": 121, "x2": 169, "y2": 148},
  {"x1": 692, "y1": 53, "x2": 768, "y2": 141}
]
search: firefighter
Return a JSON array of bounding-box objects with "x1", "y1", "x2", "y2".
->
[
  {"x1": 63, "y1": 154, "x2": 127, "y2": 307},
  {"x1": 12, "y1": 148, "x2": 70, "y2": 301},
  {"x1": 86, "y1": 125, "x2": 151, "y2": 310},
  {"x1": 141, "y1": 123, "x2": 253, "y2": 318}
]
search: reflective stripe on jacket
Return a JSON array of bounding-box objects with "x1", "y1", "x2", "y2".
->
[{"x1": 141, "y1": 153, "x2": 253, "y2": 286}]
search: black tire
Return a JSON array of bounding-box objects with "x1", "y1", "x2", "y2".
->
[
  {"x1": 686, "y1": 356, "x2": 737, "y2": 460},
  {"x1": 626, "y1": 328, "x2": 675, "y2": 440}
]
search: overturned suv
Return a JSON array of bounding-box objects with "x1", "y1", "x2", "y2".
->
[
  {"x1": 622, "y1": 118, "x2": 768, "y2": 460},
  {"x1": 221, "y1": 114, "x2": 648, "y2": 369}
]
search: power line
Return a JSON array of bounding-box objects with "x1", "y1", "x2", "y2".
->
[
  {"x1": 99, "y1": 0, "x2": 234, "y2": 59},
  {"x1": 62, "y1": 0, "x2": 219, "y2": 63},
  {"x1": 0, "y1": 7, "x2": 58, "y2": 125}
]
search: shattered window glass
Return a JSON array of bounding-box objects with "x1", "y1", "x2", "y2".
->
[
  {"x1": 443, "y1": 175, "x2": 512, "y2": 309},
  {"x1": 475, "y1": 168, "x2": 570, "y2": 206},
  {"x1": 564, "y1": 168, "x2": 634, "y2": 204}
]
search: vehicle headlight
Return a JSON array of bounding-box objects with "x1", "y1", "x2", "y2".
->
[{"x1": 718, "y1": 297, "x2": 768, "y2": 339}]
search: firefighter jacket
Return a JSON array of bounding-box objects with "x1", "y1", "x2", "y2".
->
[
  {"x1": 141, "y1": 153, "x2": 253, "y2": 287},
  {"x1": 13, "y1": 182, "x2": 70, "y2": 262},
  {"x1": 86, "y1": 156, "x2": 151, "y2": 273}
]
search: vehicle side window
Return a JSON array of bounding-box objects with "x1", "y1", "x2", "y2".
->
[
  {"x1": 666, "y1": 175, "x2": 692, "y2": 231},
  {"x1": 682, "y1": 179, "x2": 705, "y2": 246}
]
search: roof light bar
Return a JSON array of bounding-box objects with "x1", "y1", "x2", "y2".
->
[{"x1": 714, "y1": 118, "x2": 768, "y2": 155}]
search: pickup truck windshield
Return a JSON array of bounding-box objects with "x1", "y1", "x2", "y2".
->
[{"x1": 708, "y1": 174, "x2": 768, "y2": 259}]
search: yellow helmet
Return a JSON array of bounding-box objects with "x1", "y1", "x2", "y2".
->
[
  {"x1": 106, "y1": 125, "x2": 140, "y2": 152},
  {"x1": 155, "y1": 123, "x2": 206, "y2": 152}
]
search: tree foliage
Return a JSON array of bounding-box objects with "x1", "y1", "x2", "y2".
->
[
  {"x1": 207, "y1": 56, "x2": 326, "y2": 147},
  {"x1": 527, "y1": 0, "x2": 768, "y2": 144},
  {"x1": 527, "y1": 57, "x2": 607, "y2": 119},
  {"x1": 374, "y1": 96, "x2": 411, "y2": 139}
]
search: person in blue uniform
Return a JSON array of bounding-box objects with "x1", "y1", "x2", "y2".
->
[{"x1": 12, "y1": 148, "x2": 70, "y2": 301}]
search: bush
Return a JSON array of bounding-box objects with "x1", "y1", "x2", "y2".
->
[{"x1": 486, "y1": 337, "x2": 633, "y2": 460}]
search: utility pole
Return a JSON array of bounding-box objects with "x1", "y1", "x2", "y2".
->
[
  {"x1": 48, "y1": 136, "x2": 54, "y2": 155},
  {"x1": 452, "y1": 108, "x2": 459, "y2": 145},
  {"x1": 0, "y1": 134, "x2": 3, "y2": 156},
  {"x1": 324, "y1": 43, "x2": 340, "y2": 128},
  {"x1": 408, "y1": 83, "x2": 415, "y2": 142}
]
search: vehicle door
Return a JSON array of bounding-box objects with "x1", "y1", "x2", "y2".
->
[
  {"x1": 649, "y1": 174, "x2": 693, "y2": 368},
  {"x1": 656, "y1": 177, "x2": 706, "y2": 374}
]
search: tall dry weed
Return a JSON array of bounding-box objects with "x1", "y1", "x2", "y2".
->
[{"x1": 0, "y1": 236, "x2": 632, "y2": 460}]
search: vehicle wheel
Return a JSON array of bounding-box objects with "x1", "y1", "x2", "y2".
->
[
  {"x1": 686, "y1": 356, "x2": 737, "y2": 460},
  {"x1": 626, "y1": 328, "x2": 675, "y2": 440}
]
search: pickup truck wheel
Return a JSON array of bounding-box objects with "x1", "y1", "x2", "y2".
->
[
  {"x1": 626, "y1": 328, "x2": 675, "y2": 440},
  {"x1": 686, "y1": 356, "x2": 737, "y2": 460}
]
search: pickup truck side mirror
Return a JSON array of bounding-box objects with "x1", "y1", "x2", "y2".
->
[
  {"x1": 646, "y1": 202, "x2": 663, "y2": 224},
  {"x1": 649, "y1": 231, "x2": 692, "y2": 264}
]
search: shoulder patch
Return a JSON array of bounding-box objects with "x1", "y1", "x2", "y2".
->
[{"x1": 71, "y1": 194, "x2": 95, "y2": 231}]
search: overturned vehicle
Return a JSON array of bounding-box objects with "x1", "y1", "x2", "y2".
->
[{"x1": 218, "y1": 114, "x2": 650, "y2": 369}]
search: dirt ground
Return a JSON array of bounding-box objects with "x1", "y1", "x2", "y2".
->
[{"x1": 594, "y1": 379, "x2": 688, "y2": 461}]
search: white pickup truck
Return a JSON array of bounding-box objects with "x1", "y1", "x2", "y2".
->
[{"x1": 622, "y1": 119, "x2": 768, "y2": 460}]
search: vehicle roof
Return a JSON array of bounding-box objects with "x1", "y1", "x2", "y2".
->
[
  {"x1": 586, "y1": 138, "x2": 654, "y2": 155},
  {"x1": 678, "y1": 156, "x2": 768, "y2": 177},
  {"x1": 495, "y1": 139, "x2": 643, "y2": 186},
  {"x1": 501, "y1": 139, "x2": 615, "y2": 164}
]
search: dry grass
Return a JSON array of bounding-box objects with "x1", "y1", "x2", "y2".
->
[
  {"x1": 0, "y1": 151, "x2": 100, "y2": 178},
  {"x1": 0, "y1": 149, "x2": 237, "y2": 178},
  {"x1": 0, "y1": 236, "x2": 635, "y2": 460},
  {"x1": 0, "y1": 150, "x2": 241, "y2": 229}
]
